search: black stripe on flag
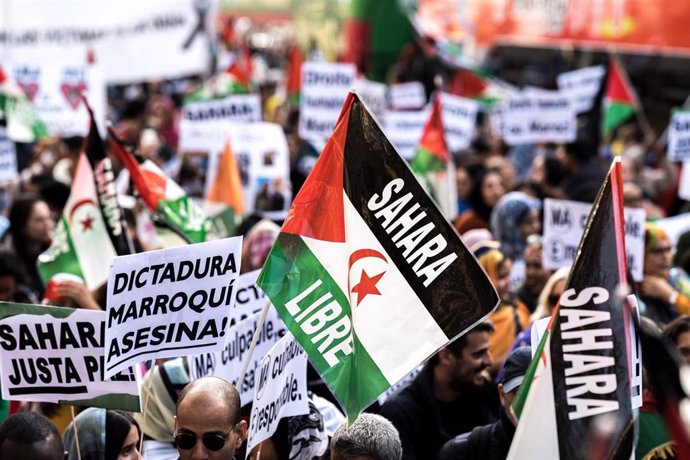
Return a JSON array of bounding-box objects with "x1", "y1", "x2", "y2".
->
[{"x1": 342, "y1": 95, "x2": 499, "y2": 339}]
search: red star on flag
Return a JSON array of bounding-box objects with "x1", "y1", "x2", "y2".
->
[
  {"x1": 80, "y1": 214, "x2": 94, "y2": 231},
  {"x1": 351, "y1": 270, "x2": 384, "y2": 306}
]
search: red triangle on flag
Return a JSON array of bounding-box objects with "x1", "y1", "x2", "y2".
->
[
  {"x1": 418, "y1": 94, "x2": 449, "y2": 163},
  {"x1": 605, "y1": 59, "x2": 636, "y2": 106}
]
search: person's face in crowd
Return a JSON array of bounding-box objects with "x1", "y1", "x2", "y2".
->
[
  {"x1": 0, "y1": 433, "x2": 64, "y2": 460},
  {"x1": 456, "y1": 167, "x2": 473, "y2": 199},
  {"x1": 675, "y1": 331, "x2": 690, "y2": 365},
  {"x1": 519, "y1": 209, "x2": 541, "y2": 242},
  {"x1": 175, "y1": 391, "x2": 247, "y2": 460},
  {"x1": 450, "y1": 330, "x2": 493, "y2": 388},
  {"x1": 496, "y1": 258, "x2": 512, "y2": 300},
  {"x1": 118, "y1": 424, "x2": 142, "y2": 460},
  {"x1": 481, "y1": 172, "x2": 505, "y2": 208},
  {"x1": 0, "y1": 275, "x2": 17, "y2": 302},
  {"x1": 524, "y1": 246, "x2": 551, "y2": 295},
  {"x1": 26, "y1": 201, "x2": 54, "y2": 246},
  {"x1": 644, "y1": 235, "x2": 673, "y2": 279}
]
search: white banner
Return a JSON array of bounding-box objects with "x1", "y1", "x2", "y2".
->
[
  {"x1": 501, "y1": 92, "x2": 577, "y2": 145},
  {"x1": 668, "y1": 111, "x2": 690, "y2": 162},
  {"x1": 542, "y1": 198, "x2": 646, "y2": 281},
  {"x1": 0, "y1": 307, "x2": 140, "y2": 410},
  {"x1": 440, "y1": 92, "x2": 479, "y2": 152},
  {"x1": 299, "y1": 62, "x2": 356, "y2": 142},
  {"x1": 179, "y1": 94, "x2": 262, "y2": 152},
  {"x1": 8, "y1": 63, "x2": 106, "y2": 137},
  {"x1": 188, "y1": 308, "x2": 286, "y2": 406},
  {"x1": 389, "y1": 81, "x2": 426, "y2": 110},
  {"x1": 104, "y1": 237, "x2": 243, "y2": 379},
  {"x1": 246, "y1": 333, "x2": 309, "y2": 456},
  {"x1": 0, "y1": 128, "x2": 18, "y2": 184},
  {"x1": 556, "y1": 65, "x2": 606, "y2": 113},
  {"x1": 230, "y1": 270, "x2": 267, "y2": 328},
  {"x1": 0, "y1": 0, "x2": 217, "y2": 84},
  {"x1": 383, "y1": 107, "x2": 430, "y2": 160},
  {"x1": 679, "y1": 161, "x2": 690, "y2": 201}
]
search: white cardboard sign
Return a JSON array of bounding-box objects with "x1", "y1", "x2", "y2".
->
[
  {"x1": 389, "y1": 81, "x2": 427, "y2": 110},
  {"x1": 556, "y1": 65, "x2": 606, "y2": 113},
  {"x1": 383, "y1": 107, "x2": 430, "y2": 160},
  {"x1": 354, "y1": 78, "x2": 387, "y2": 123},
  {"x1": 668, "y1": 111, "x2": 690, "y2": 162},
  {"x1": 440, "y1": 92, "x2": 479, "y2": 152},
  {"x1": 501, "y1": 92, "x2": 577, "y2": 145},
  {"x1": 0, "y1": 128, "x2": 18, "y2": 184}
]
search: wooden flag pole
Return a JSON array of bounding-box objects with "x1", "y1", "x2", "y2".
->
[
  {"x1": 70, "y1": 406, "x2": 82, "y2": 460},
  {"x1": 138, "y1": 360, "x2": 157, "y2": 454},
  {"x1": 237, "y1": 299, "x2": 271, "y2": 387}
]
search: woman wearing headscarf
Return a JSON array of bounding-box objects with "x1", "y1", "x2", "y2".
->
[
  {"x1": 453, "y1": 168, "x2": 506, "y2": 235},
  {"x1": 63, "y1": 408, "x2": 142, "y2": 460},
  {"x1": 472, "y1": 241, "x2": 530, "y2": 376},
  {"x1": 490, "y1": 191, "x2": 542, "y2": 290}
]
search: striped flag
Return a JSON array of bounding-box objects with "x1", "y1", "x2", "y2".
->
[
  {"x1": 256, "y1": 92, "x2": 499, "y2": 422},
  {"x1": 602, "y1": 58, "x2": 638, "y2": 136},
  {"x1": 508, "y1": 157, "x2": 634, "y2": 459}
]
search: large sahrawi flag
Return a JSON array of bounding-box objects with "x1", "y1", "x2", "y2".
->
[
  {"x1": 256, "y1": 92, "x2": 499, "y2": 422},
  {"x1": 508, "y1": 157, "x2": 634, "y2": 459}
]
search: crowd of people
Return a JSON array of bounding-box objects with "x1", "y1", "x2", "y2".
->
[{"x1": 0, "y1": 13, "x2": 690, "y2": 460}]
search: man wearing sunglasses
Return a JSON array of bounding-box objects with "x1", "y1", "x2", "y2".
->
[{"x1": 174, "y1": 377, "x2": 247, "y2": 459}]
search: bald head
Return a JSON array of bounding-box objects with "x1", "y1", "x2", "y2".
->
[{"x1": 177, "y1": 377, "x2": 240, "y2": 423}]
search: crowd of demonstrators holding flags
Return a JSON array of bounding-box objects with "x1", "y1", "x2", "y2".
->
[{"x1": 4, "y1": 5, "x2": 690, "y2": 460}]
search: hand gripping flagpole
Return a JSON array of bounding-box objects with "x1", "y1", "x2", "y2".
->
[{"x1": 236, "y1": 299, "x2": 272, "y2": 387}]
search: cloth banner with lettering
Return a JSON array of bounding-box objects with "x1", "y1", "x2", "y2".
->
[
  {"x1": 668, "y1": 110, "x2": 690, "y2": 162},
  {"x1": 256, "y1": 92, "x2": 499, "y2": 422},
  {"x1": 0, "y1": 302, "x2": 140, "y2": 411},
  {"x1": 508, "y1": 157, "x2": 634, "y2": 459}
]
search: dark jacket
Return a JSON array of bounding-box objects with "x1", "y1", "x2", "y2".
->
[
  {"x1": 437, "y1": 410, "x2": 516, "y2": 460},
  {"x1": 379, "y1": 363, "x2": 500, "y2": 460}
]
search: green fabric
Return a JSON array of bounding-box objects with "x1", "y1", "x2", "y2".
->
[
  {"x1": 636, "y1": 409, "x2": 675, "y2": 460},
  {"x1": 38, "y1": 217, "x2": 85, "y2": 285},
  {"x1": 410, "y1": 146, "x2": 446, "y2": 174},
  {"x1": 603, "y1": 101, "x2": 635, "y2": 135},
  {"x1": 158, "y1": 196, "x2": 210, "y2": 244},
  {"x1": 513, "y1": 328, "x2": 549, "y2": 419}
]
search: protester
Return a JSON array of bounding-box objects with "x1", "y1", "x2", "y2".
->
[
  {"x1": 174, "y1": 377, "x2": 247, "y2": 460},
  {"x1": 0, "y1": 248, "x2": 38, "y2": 303},
  {"x1": 63, "y1": 408, "x2": 142, "y2": 460},
  {"x1": 662, "y1": 315, "x2": 690, "y2": 365},
  {"x1": 0, "y1": 412, "x2": 65, "y2": 460},
  {"x1": 558, "y1": 141, "x2": 606, "y2": 203},
  {"x1": 380, "y1": 322, "x2": 499, "y2": 460},
  {"x1": 240, "y1": 218, "x2": 280, "y2": 273},
  {"x1": 453, "y1": 168, "x2": 505, "y2": 234},
  {"x1": 438, "y1": 346, "x2": 532, "y2": 460},
  {"x1": 331, "y1": 413, "x2": 402, "y2": 460},
  {"x1": 514, "y1": 236, "x2": 553, "y2": 314}
]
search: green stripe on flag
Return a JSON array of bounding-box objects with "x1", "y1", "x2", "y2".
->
[
  {"x1": 603, "y1": 102, "x2": 635, "y2": 134},
  {"x1": 411, "y1": 147, "x2": 446, "y2": 174},
  {"x1": 38, "y1": 217, "x2": 85, "y2": 285},
  {"x1": 512, "y1": 328, "x2": 549, "y2": 419},
  {"x1": 159, "y1": 196, "x2": 210, "y2": 244},
  {"x1": 66, "y1": 393, "x2": 140, "y2": 412},
  {"x1": 258, "y1": 233, "x2": 390, "y2": 421}
]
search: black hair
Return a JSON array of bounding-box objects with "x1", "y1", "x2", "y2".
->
[
  {"x1": 663, "y1": 316, "x2": 690, "y2": 345},
  {"x1": 467, "y1": 167, "x2": 502, "y2": 223},
  {"x1": 430, "y1": 321, "x2": 495, "y2": 366},
  {"x1": 61, "y1": 136, "x2": 85, "y2": 156},
  {"x1": 0, "y1": 412, "x2": 63, "y2": 451},
  {"x1": 105, "y1": 410, "x2": 139, "y2": 460},
  {"x1": 0, "y1": 249, "x2": 23, "y2": 281},
  {"x1": 38, "y1": 180, "x2": 70, "y2": 215},
  {"x1": 8, "y1": 194, "x2": 45, "y2": 261}
]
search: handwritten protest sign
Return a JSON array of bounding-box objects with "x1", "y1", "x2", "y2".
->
[
  {"x1": 500, "y1": 92, "x2": 577, "y2": 145},
  {"x1": 383, "y1": 108, "x2": 430, "y2": 160},
  {"x1": 230, "y1": 270, "x2": 268, "y2": 327},
  {"x1": 246, "y1": 333, "x2": 308, "y2": 455},
  {"x1": 668, "y1": 111, "x2": 690, "y2": 162},
  {"x1": 104, "y1": 237, "x2": 243, "y2": 378},
  {"x1": 179, "y1": 94, "x2": 261, "y2": 152},
  {"x1": 9, "y1": 63, "x2": 106, "y2": 137},
  {"x1": 556, "y1": 65, "x2": 606, "y2": 113},
  {"x1": 0, "y1": 128, "x2": 18, "y2": 184},
  {"x1": 299, "y1": 62, "x2": 355, "y2": 142},
  {"x1": 542, "y1": 198, "x2": 645, "y2": 281},
  {"x1": 389, "y1": 81, "x2": 426, "y2": 110},
  {"x1": 440, "y1": 92, "x2": 479, "y2": 152},
  {"x1": 0, "y1": 302, "x2": 140, "y2": 411}
]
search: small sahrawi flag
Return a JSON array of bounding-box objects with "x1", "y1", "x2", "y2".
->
[
  {"x1": 256, "y1": 92, "x2": 499, "y2": 422},
  {"x1": 508, "y1": 157, "x2": 634, "y2": 459}
]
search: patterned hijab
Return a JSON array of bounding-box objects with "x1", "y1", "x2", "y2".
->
[{"x1": 490, "y1": 191, "x2": 541, "y2": 261}]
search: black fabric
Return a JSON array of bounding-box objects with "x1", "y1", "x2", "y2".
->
[
  {"x1": 379, "y1": 363, "x2": 499, "y2": 460},
  {"x1": 437, "y1": 411, "x2": 516, "y2": 460},
  {"x1": 639, "y1": 294, "x2": 677, "y2": 326}
]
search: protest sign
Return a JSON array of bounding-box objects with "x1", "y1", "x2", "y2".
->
[
  {"x1": 8, "y1": 63, "x2": 106, "y2": 137},
  {"x1": 104, "y1": 236, "x2": 243, "y2": 378},
  {"x1": 354, "y1": 77, "x2": 386, "y2": 123},
  {"x1": 680, "y1": 161, "x2": 690, "y2": 201},
  {"x1": 654, "y1": 212, "x2": 690, "y2": 249},
  {"x1": 246, "y1": 333, "x2": 309, "y2": 456},
  {"x1": 179, "y1": 94, "x2": 261, "y2": 152},
  {"x1": 0, "y1": 127, "x2": 18, "y2": 183},
  {"x1": 189, "y1": 307, "x2": 287, "y2": 405},
  {"x1": 389, "y1": 81, "x2": 427, "y2": 110},
  {"x1": 299, "y1": 62, "x2": 356, "y2": 142},
  {"x1": 668, "y1": 110, "x2": 690, "y2": 162},
  {"x1": 501, "y1": 92, "x2": 577, "y2": 145},
  {"x1": 0, "y1": 0, "x2": 217, "y2": 84},
  {"x1": 542, "y1": 198, "x2": 645, "y2": 281},
  {"x1": 556, "y1": 65, "x2": 606, "y2": 113},
  {"x1": 440, "y1": 92, "x2": 479, "y2": 152},
  {"x1": 231, "y1": 270, "x2": 268, "y2": 327},
  {"x1": 0, "y1": 302, "x2": 139, "y2": 411},
  {"x1": 383, "y1": 107, "x2": 430, "y2": 160}
]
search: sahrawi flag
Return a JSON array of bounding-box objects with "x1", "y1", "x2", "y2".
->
[
  {"x1": 107, "y1": 128, "x2": 210, "y2": 244},
  {"x1": 410, "y1": 93, "x2": 457, "y2": 220},
  {"x1": 38, "y1": 152, "x2": 117, "y2": 291},
  {"x1": 602, "y1": 58, "x2": 638, "y2": 136},
  {"x1": 256, "y1": 92, "x2": 499, "y2": 422},
  {"x1": 508, "y1": 156, "x2": 634, "y2": 460}
]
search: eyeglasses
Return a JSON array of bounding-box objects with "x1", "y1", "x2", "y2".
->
[
  {"x1": 649, "y1": 246, "x2": 672, "y2": 256},
  {"x1": 173, "y1": 431, "x2": 229, "y2": 451}
]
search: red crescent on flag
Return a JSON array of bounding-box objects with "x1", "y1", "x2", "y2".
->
[
  {"x1": 69, "y1": 198, "x2": 97, "y2": 223},
  {"x1": 348, "y1": 248, "x2": 387, "y2": 268},
  {"x1": 347, "y1": 249, "x2": 388, "y2": 306}
]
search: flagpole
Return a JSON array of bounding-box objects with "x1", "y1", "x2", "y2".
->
[
  {"x1": 138, "y1": 360, "x2": 157, "y2": 454},
  {"x1": 237, "y1": 300, "x2": 271, "y2": 387},
  {"x1": 70, "y1": 406, "x2": 82, "y2": 460}
]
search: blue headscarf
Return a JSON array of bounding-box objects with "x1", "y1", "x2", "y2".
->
[{"x1": 490, "y1": 191, "x2": 542, "y2": 261}]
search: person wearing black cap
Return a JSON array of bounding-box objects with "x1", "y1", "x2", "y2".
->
[{"x1": 437, "y1": 346, "x2": 532, "y2": 460}]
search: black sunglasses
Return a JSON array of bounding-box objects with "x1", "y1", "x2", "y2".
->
[{"x1": 173, "y1": 432, "x2": 229, "y2": 451}]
